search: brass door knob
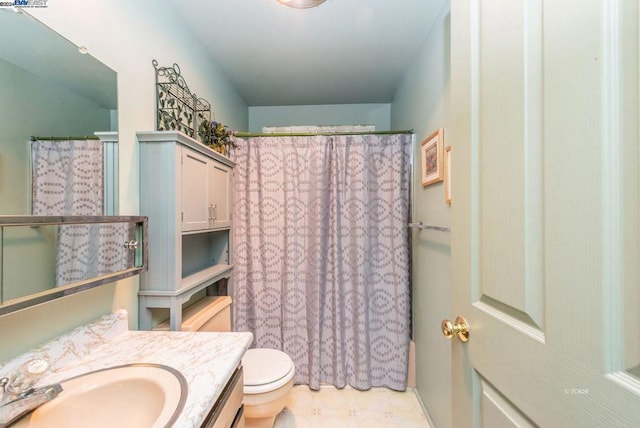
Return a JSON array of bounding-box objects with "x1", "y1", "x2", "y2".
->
[{"x1": 441, "y1": 316, "x2": 470, "y2": 342}]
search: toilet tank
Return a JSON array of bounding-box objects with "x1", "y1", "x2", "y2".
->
[{"x1": 153, "y1": 296, "x2": 232, "y2": 332}]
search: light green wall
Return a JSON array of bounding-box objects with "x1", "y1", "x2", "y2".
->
[
  {"x1": 0, "y1": 0, "x2": 248, "y2": 363},
  {"x1": 391, "y1": 1, "x2": 451, "y2": 427},
  {"x1": 248, "y1": 103, "x2": 391, "y2": 133}
]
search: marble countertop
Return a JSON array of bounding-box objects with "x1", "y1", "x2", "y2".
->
[{"x1": 0, "y1": 310, "x2": 253, "y2": 427}]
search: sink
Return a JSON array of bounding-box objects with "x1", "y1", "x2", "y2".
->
[{"x1": 11, "y1": 364, "x2": 187, "y2": 428}]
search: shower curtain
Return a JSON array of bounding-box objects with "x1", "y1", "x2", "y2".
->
[
  {"x1": 232, "y1": 133, "x2": 412, "y2": 390},
  {"x1": 31, "y1": 139, "x2": 130, "y2": 286}
]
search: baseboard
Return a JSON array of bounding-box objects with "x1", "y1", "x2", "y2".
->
[
  {"x1": 407, "y1": 339, "x2": 416, "y2": 388},
  {"x1": 413, "y1": 388, "x2": 437, "y2": 427}
]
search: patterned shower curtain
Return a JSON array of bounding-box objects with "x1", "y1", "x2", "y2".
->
[
  {"x1": 232, "y1": 133, "x2": 412, "y2": 390},
  {"x1": 31, "y1": 139, "x2": 130, "y2": 286}
]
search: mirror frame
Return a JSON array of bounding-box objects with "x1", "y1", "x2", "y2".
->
[{"x1": 0, "y1": 215, "x2": 147, "y2": 316}]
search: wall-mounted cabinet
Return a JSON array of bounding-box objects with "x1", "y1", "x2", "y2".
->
[
  {"x1": 182, "y1": 148, "x2": 232, "y2": 232},
  {"x1": 137, "y1": 131, "x2": 234, "y2": 331}
]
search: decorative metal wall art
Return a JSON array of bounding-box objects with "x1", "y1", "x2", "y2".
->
[{"x1": 152, "y1": 60, "x2": 211, "y2": 139}]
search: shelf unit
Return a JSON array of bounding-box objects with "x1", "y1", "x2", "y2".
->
[{"x1": 137, "y1": 130, "x2": 234, "y2": 331}]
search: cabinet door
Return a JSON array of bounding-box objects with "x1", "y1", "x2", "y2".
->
[
  {"x1": 209, "y1": 161, "x2": 232, "y2": 229},
  {"x1": 182, "y1": 148, "x2": 210, "y2": 232}
]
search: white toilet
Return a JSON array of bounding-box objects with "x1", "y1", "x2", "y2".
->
[{"x1": 159, "y1": 296, "x2": 295, "y2": 428}]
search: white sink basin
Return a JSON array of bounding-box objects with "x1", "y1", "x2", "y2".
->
[{"x1": 12, "y1": 364, "x2": 187, "y2": 428}]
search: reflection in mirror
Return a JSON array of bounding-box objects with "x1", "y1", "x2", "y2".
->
[
  {"x1": 0, "y1": 216, "x2": 147, "y2": 316},
  {"x1": 0, "y1": 9, "x2": 124, "y2": 315},
  {"x1": 2, "y1": 223, "x2": 135, "y2": 298},
  {"x1": 0, "y1": 9, "x2": 117, "y2": 215}
]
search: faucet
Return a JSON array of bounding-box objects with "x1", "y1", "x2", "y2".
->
[{"x1": 0, "y1": 377, "x2": 63, "y2": 427}]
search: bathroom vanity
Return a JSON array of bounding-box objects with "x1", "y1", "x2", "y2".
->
[
  {"x1": 0, "y1": 310, "x2": 252, "y2": 427},
  {"x1": 201, "y1": 365, "x2": 245, "y2": 428}
]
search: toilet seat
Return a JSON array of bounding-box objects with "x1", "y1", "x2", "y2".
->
[{"x1": 242, "y1": 348, "x2": 295, "y2": 394}]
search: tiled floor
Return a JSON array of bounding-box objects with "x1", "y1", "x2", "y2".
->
[{"x1": 273, "y1": 385, "x2": 432, "y2": 427}]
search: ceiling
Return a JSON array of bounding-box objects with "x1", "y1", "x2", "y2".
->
[{"x1": 169, "y1": 0, "x2": 446, "y2": 106}]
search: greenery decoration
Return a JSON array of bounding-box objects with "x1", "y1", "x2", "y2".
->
[{"x1": 198, "y1": 120, "x2": 237, "y2": 155}]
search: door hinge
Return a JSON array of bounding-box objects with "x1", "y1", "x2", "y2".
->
[{"x1": 181, "y1": 212, "x2": 183, "y2": 222}]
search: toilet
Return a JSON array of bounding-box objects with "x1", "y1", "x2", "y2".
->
[{"x1": 155, "y1": 296, "x2": 295, "y2": 428}]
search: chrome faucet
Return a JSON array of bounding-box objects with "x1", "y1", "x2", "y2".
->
[{"x1": 0, "y1": 377, "x2": 62, "y2": 427}]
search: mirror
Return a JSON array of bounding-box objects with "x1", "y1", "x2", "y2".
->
[
  {"x1": 0, "y1": 9, "x2": 123, "y2": 314},
  {"x1": 0, "y1": 216, "x2": 147, "y2": 316},
  {"x1": 0, "y1": 8, "x2": 117, "y2": 215}
]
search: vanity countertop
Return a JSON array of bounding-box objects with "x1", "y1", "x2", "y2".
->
[{"x1": 0, "y1": 310, "x2": 253, "y2": 427}]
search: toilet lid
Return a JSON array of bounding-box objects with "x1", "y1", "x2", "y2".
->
[{"x1": 242, "y1": 348, "x2": 295, "y2": 393}]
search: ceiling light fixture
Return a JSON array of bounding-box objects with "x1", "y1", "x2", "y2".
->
[{"x1": 277, "y1": 0, "x2": 326, "y2": 9}]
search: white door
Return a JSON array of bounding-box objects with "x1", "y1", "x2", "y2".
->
[{"x1": 449, "y1": 0, "x2": 640, "y2": 426}]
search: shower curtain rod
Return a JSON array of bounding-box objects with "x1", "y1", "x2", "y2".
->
[
  {"x1": 234, "y1": 130, "x2": 414, "y2": 138},
  {"x1": 30, "y1": 136, "x2": 100, "y2": 141}
]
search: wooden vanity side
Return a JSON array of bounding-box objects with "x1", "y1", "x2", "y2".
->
[{"x1": 201, "y1": 365, "x2": 244, "y2": 428}]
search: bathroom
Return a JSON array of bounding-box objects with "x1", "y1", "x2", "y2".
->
[{"x1": 1, "y1": 0, "x2": 639, "y2": 427}]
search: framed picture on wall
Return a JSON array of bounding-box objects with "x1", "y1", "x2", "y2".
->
[
  {"x1": 420, "y1": 128, "x2": 444, "y2": 187},
  {"x1": 444, "y1": 145, "x2": 452, "y2": 204}
]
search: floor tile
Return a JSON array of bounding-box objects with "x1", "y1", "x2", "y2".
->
[{"x1": 273, "y1": 385, "x2": 431, "y2": 427}]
